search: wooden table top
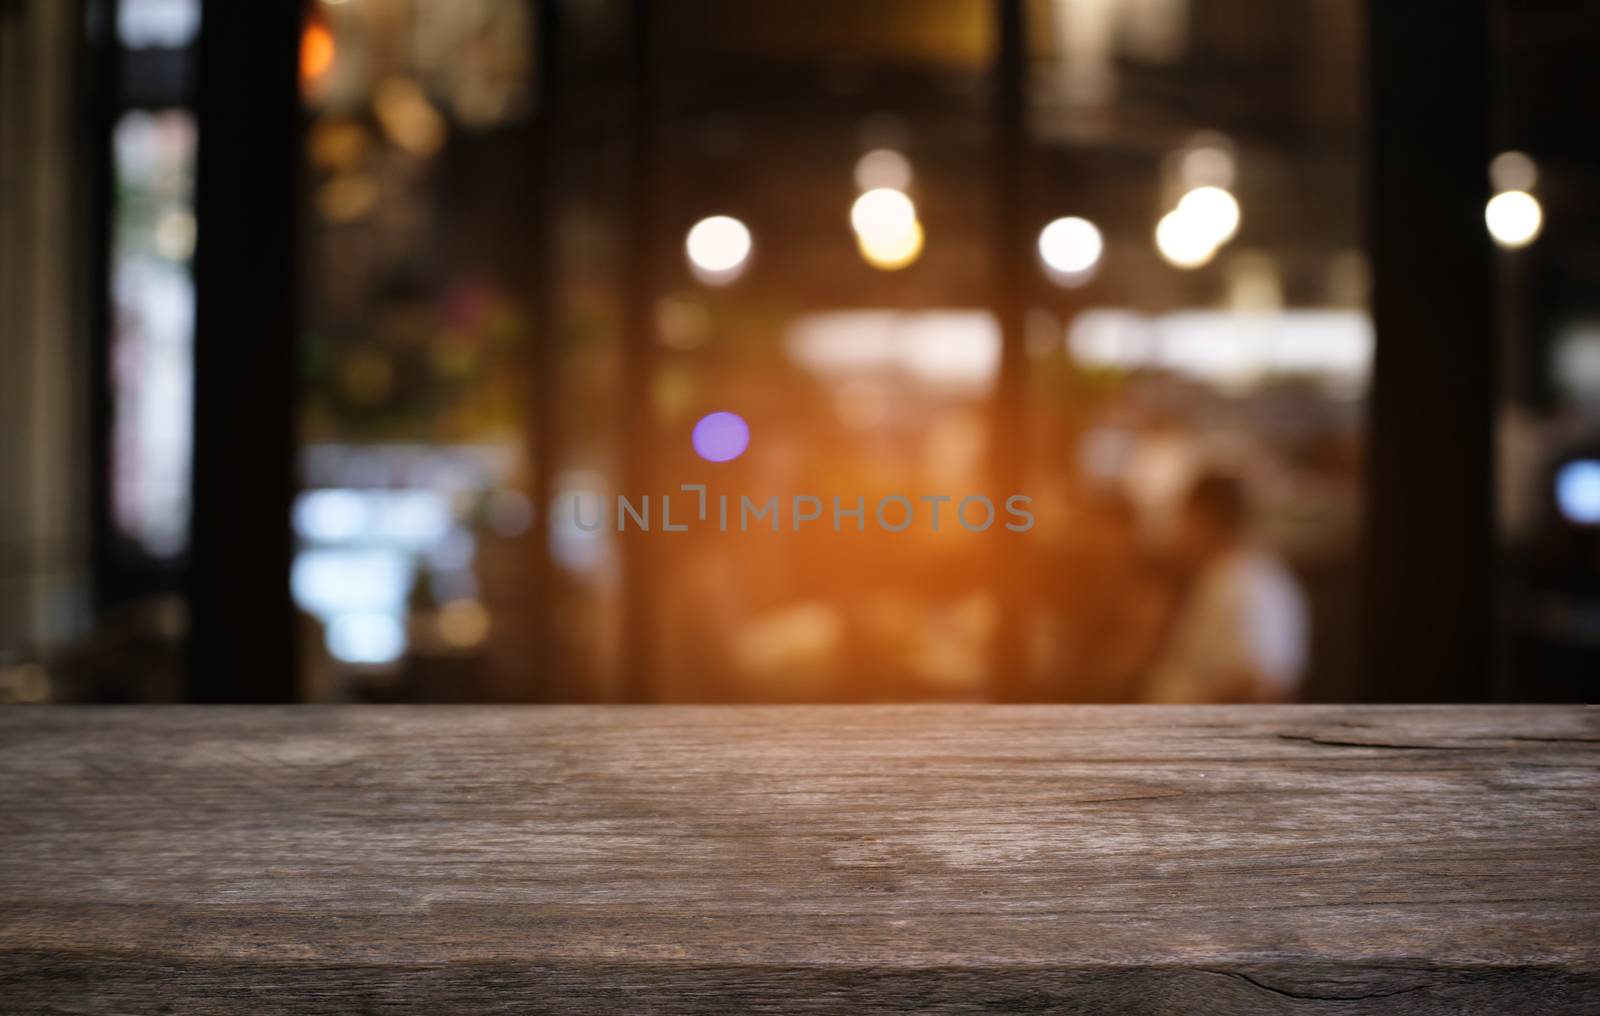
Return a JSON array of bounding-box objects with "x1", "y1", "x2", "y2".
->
[{"x1": 1, "y1": 705, "x2": 1597, "y2": 1014}]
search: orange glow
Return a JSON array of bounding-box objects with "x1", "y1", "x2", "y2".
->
[{"x1": 301, "y1": 22, "x2": 335, "y2": 85}]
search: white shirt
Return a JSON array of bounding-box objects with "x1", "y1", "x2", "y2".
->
[{"x1": 1145, "y1": 547, "x2": 1309, "y2": 703}]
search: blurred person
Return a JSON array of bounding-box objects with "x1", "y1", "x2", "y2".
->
[
  {"x1": 1143, "y1": 472, "x2": 1308, "y2": 703},
  {"x1": 1057, "y1": 488, "x2": 1173, "y2": 702},
  {"x1": 1125, "y1": 409, "x2": 1203, "y2": 550}
]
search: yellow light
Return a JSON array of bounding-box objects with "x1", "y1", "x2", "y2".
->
[
  {"x1": 1155, "y1": 210, "x2": 1217, "y2": 269},
  {"x1": 1176, "y1": 186, "x2": 1240, "y2": 245},
  {"x1": 850, "y1": 188, "x2": 916, "y2": 236},
  {"x1": 1038, "y1": 216, "x2": 1103, "y2": 277},
  {"x1": 1485, "y1": 190, "x2": 1542, "y2": 249},
  {"x1": 850, "y1": 188, "x2": 922, "y2": 271},
  {"x1": 685, "y1": 215, "x2": 752, "y2": 283},
  {"x1": 857, "y1": 218, "x2": 924, "y2": 271}
]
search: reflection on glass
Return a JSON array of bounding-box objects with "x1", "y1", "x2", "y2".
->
[{"x1": 284, "y1": 0, "x2": 1371, "y2": 704}]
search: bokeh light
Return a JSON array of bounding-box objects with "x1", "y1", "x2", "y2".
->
[
  {"x1": 437, "y1": 599, "x2": 492, "y2": 648},
  {"x1": 692, "y1": 411, "x2": 752, "y2": 463},
  {"x1": 850, "y1": 188, "x2": 923, "y2": 270},
  {"x1": 1155, "y1": 210, "x2": 1217, "y2": 269},
  {"x1": 854, "y1": 149, "x2": 913, "y2": 192},
  {"x1": 1489, "y1": 150, "x2": 1538, "y2": 193},
  {"x1": 1176, "y1": 186, "x2": 1240, "y2": 245},
  {"x1": 1179, "y1": 143, "x2": 1236, "y2": 190},
  {"x1": 300, "y1": 21, "x2": 335, "y2": 85},
  {"x1": 857, "y1": 218, "x2": 924, "y2": 271},
  {"x1": 1485, "y1": 190, "x2": 1542, "y2": 249},
  {"x1": 850, "y1": 188, "x2": 916, "y2": 235},
  {"x1": 326, "y1": 613, "x2": 405, "y2": 665},
  {"x1": 1556, "y1": 459, "x2": 1600, "y2": 525},
  {"x1": 1038, "y1": 216, "x2": 1103, "y2": 278},
  {"x1": 373, "y1": 77, "x2": 446, "y2": 157},
  {"x1": 685, "y1": 215, "x2": 753, "y2": 283}
]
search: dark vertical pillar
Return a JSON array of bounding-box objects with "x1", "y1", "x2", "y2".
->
[
  {"x1": 988, "y1": 0, "x2": 1031, "y2": 701},
  {"x1": 1362, "y1": 1, "x2": 1496, "y2": 702},
  {"x1": 185, "y1": 0, "x2": 302, "y2": 701},
  {"x1": 82, "y1": 0, "x2": 122, "y2": 613},
  {"x1": 524, "y1": 0, "x2": 562, "y2": 700},
  {"x1": 617, "y1": 0, "x2": 658, "y2": 702},
  {"x1": 1485, "y1": 0, "x2": 1522, "y2": 705}
]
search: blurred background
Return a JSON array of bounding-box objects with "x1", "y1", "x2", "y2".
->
[{"x1": 1, "y1": 0, "x2": 1596, "y2": 705}]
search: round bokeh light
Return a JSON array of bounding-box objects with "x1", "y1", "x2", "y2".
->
[
  {"x1": 685, "y1": 215, "x2": 753, "y2": 283},
  {"x1": 1555, "y1": 459, "x2": 1600, "y2": 525},
  {"x1": 1485, "y1": 190, "x2": 1542, "y2": 249},
  {"x1": 1038, "y1": 216, "x2": 1103, "y2": 276},
  {"x1": 691, "y1": 411, "x2": 751, "y2": 463},
  {"x1": 850, "y1": 188, "x2": 916, "y2": 235}
]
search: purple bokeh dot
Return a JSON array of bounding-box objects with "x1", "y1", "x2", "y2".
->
[{"x1": 691, "y1": 411, "x2": 751, "y2": 463}]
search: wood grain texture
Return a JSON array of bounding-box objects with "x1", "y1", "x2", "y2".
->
[{"x1": 1, "y1": 705, "x2": 1597, "y2": 1014}]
